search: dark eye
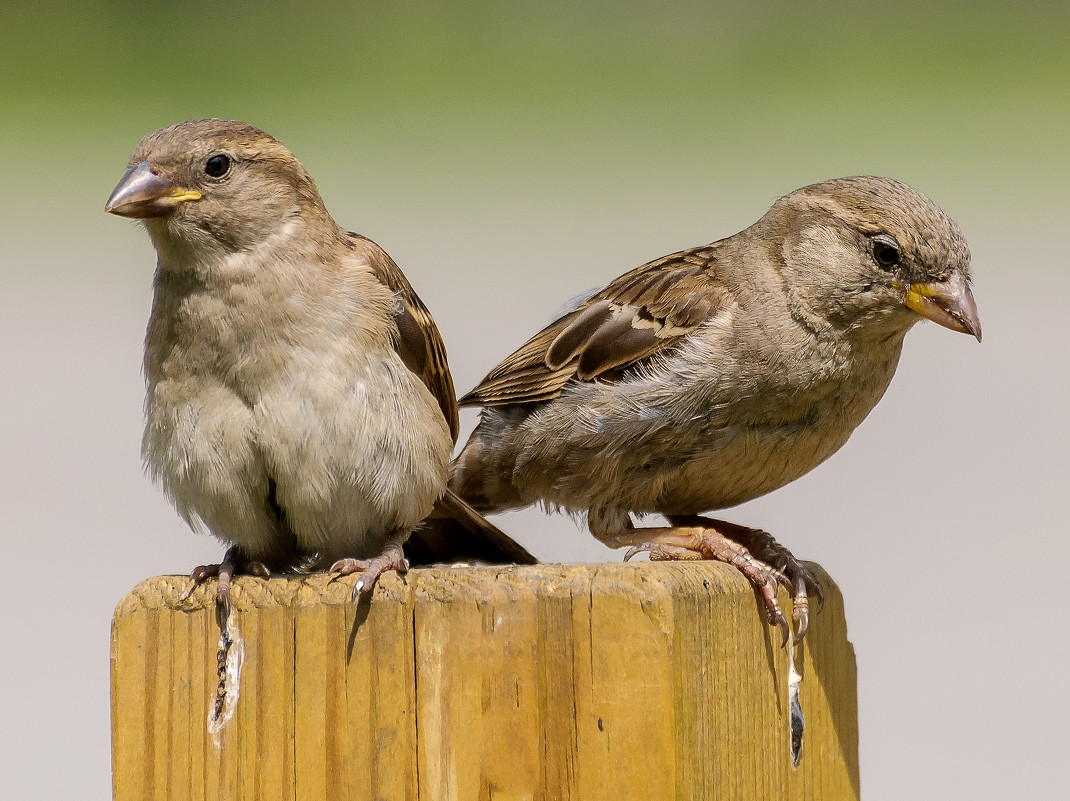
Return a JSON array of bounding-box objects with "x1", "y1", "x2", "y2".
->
[
  {"x1": 871, "y1": 235, "x2": 900, "y2": 269},
  {"x1": 204, "y1": 154, "x2": 231, "y2": 178}
]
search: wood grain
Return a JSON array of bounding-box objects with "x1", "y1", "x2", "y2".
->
[{"x1": 112, "y1": 562, "x2": 859, "y2": 800}]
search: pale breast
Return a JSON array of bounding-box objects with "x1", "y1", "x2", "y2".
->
[{"x1": 143, "y1": 255, "x2": 452, "y2": 559}]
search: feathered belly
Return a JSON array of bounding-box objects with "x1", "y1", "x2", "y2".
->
[
  {"x1": 253, "y1": 358, "x2": 453, "y2": 556},
  {"x1": 510, "y1": 362, "x2": 883, "y2": 516},
  {"x1": 516, "y1": 407, "x2": 855, "y2": 515},
  {"x1": 144, "y1": 352, "x2": 453, "y2": 560},
  {"x1": 646, "y1": 418, "x2": 855, "y2": 513}
]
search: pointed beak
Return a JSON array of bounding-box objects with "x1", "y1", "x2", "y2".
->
[
  {"x1": 904, "y1": 272, "x2": 982, "y2": 342},
  {"x1": 105, "y1": 160, "x2": 202, "y2": 218}
]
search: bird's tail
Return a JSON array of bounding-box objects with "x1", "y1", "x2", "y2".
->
[
  {"x1": 447, "y1": 419, "x2": 526, "y2": 512},
  {"x1": 405, "y1": 488, "x2": 538, "y2": 566}
]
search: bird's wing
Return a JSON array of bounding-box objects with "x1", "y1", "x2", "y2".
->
[
  {"x1": 349, "y1": 233, "x2": 460, "y2": 442},
  {"x1": 349, "y1": 234, "x2": 537, "y2": 565},
  {"x1": 460, "y1": 244, "x2": 732, "y2": 407}
]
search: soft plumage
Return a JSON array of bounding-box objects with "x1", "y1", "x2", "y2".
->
[
  {"x1": 107, "y1": 118, "x2": 534, "y2": 610},
  {"x1": 452, "y1": 176, "x2": 980, "y2": 638}
]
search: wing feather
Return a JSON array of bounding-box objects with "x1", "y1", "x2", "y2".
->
[
  {"x1": 460, "y1": 243, "x2": 733, "y2": 408},
  {"x1": 348, "y1": 233, "x2": 460, "y2": 441}
]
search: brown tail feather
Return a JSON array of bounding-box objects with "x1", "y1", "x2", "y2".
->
[{"x1": 404, "y1": 488, "x2": 538, "y2": 566}]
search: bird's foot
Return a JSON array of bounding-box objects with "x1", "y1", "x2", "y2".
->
[
  {"x1": 622, "y1": 517, "x2": 818, "y2": 643},
  {"x1": 330, "y1": 543, "x2": 409, "y2": 601},
  {"x1": 624, "y1": 528, "x2": 791, "y2": 643},
  {"x1": 186, "y1": 546, "x2": 270, "y2": 623},
  {"x1": 694, "y1": 517, "x2": 823, "y2": 639}
]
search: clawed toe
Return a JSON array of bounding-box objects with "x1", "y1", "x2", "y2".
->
[
  {"x1": 616, "y1": 520, "x2": 818, "y2": 644},
  {"x1": 330, "y1": 549, "x2": 409, "y2": 601},
  {"x1": 779, "y1": 562, "x2": 823, "y2": 640},
  {"x1": 183, "y1": 547, "x2": 269, "y2": 622},
  {"x1": 699, "y1": 520, "x2": 821, "y2": 642},
  {"x1": 791, "y1": 590, "x2": 809, "y2": 642},
  {"x1": 809, "y1": 575, "x2": 825, "y2": 613},
  {"x1": 623, "y1": 542, "x2": 654, "y2": 561},
  {"x1": 328, "y1": 557, "x2": 366, "y2": 575},
  {"x1": 754, "y1": 574, "x2": 791, "y2": 646},
  {"x1": 189, "y1": 563, "x2": 221, "y2": 583},
  {"x1": 624, "y1": 542, "x2": 700, "y2": 561}
]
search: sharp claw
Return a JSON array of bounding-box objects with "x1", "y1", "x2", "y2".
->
[
  {"x1": 790, "y1": 574, "x2": 810, "y2": 641},
  {"x1": 217, "y1": 585, "x2": 232, "y2": 628},
  {"x1": 753, "y1": 577, "x2": 789, "y2": 646},
  {"x1": 813, "y1": 582, "x2": 826, "y2": 613},
  {"x1": 190, "y1": 562, "x2": 222, "y2": 582},
  {"x1": 770, "y1": 593, "x2": 789, "y2": 645},
  {"x1": 351, "y1": 578, "x2": 365, "y2": 602},
  {"x1": 624, "y1": 543, "x2": 654, "y2": 562},
  {"x1": 777, "y1": 613, "x2": 791, "y2": 648}
]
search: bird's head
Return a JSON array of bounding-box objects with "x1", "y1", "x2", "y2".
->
[
  {"x1": 767, "y1": 176, "x2": 981, "y2": 343},
  {"x1": 105, "y1": 119, "x2": 333, "y2": 261}
]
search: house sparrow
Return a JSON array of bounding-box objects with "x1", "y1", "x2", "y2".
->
[
  {"x1": 106, "y1": 118, "x2": 534, "y2": 612},
  {"x1": 451, "y1": 176, "x2": 980, "y2": 640}
]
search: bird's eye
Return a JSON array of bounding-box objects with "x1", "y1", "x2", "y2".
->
[
  {"x1": 871, "y1": 235, "x2": 900, "y2": 269},
  {"x1": 204, "y1": 154, "x2": 231, "y2": 178}
]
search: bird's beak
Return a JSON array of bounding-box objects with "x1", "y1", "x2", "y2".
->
[
  {"x1": 903, "y1": 272, "x2": 982, "y2": 342},
  {"x1": 105, "y1": 160, "x2": 202, "y2": 218}
]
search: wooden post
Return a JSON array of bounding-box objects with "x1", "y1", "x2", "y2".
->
[{"x1": 111, "y1": 562, "x2": 859, "y2": 800}]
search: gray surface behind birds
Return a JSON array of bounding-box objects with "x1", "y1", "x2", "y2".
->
[{"x1": 1, "y1": 2, "x2": 1067, "y2": 799}]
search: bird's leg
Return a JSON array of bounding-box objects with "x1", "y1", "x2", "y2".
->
[
  {"x1": 188, "y1": 546, "x2": 270, "y2": 623},
  {"x1": 329, "y1": 530, "x2": 410, "y2": 600}
]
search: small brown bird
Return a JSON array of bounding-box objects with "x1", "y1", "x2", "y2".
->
[
  {"x1": 106, "y1": 119, "x2": 534, "y2": 611},
  {"x1": 451, "y1": 176, "x2": 980, "y2": 639}
]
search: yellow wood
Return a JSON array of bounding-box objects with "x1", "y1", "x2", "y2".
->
[{"x1": 112, "y1": 562, "x2": 859, "y2": 800}]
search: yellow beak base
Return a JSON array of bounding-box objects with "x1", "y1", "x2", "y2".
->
[
  {"x1": 904, "y1": 273, "x2": 982, "y2": 342},
  {"x1": 105, "y1": 160, "x2": 202, "y2": 219}
]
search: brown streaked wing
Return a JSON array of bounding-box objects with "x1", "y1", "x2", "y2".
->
[
  {"x1": 460, "y1": 244, "x2": 731, "y2": 408},
  {"x1": 349, "y1": 233, "x2": 460, "y2": 442}
]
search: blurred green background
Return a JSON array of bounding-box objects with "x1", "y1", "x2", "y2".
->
[{"x1": 2, "y1": 2, "x2": 1067, "y2": 798}]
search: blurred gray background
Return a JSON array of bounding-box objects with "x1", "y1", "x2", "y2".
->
[{"x1": 2, "y1": 1, "x2": 1067, "y2": 797}]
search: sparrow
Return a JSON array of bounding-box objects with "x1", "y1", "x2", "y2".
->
[
  {"x1": 105, "y1": 118, "x2": 535, "y2": 612},
  {"x1": 451, "y1": 176, "x2": 980, "y2": 640}
]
